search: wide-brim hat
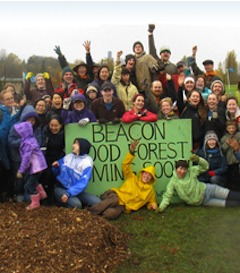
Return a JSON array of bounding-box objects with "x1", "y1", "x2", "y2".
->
[{"x1": 73, "y1": 61, "x2": 88, "y2": 73}]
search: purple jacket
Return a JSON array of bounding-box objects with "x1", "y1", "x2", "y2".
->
[
  {"x1": 14, "y1": 122, "x2": 47, "y2": 174},
  {"x1": 61, "y1": 108, "x2": 96, "y2": 124}
]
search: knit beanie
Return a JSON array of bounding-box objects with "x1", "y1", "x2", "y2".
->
[
  {"x1": 184, "y1": 76, "x2": 195, "y2": 85},
  {"x1": 210, "y1": 80, "x2": 225, "y2": 94},
  {"x1": 62, "y1": 66, "x2": 73, "y2": 77},
  {"x1": 175, "y1": 160, "x2": 189, "y2": 169},
  {"x1": 133, "y1": 41, "x2": 144, "y2": 52},
  {"x1": 86, "y1": 85, "x2": 98, "y2": 94},
  {"x1": 125, "y1": 54, "x2": 136, "y2": 64},
  {"x1": 160, "y1": 46, "x2": 171, "y2": 54},
  {"x1": 203, "y1": 130, "x2": 220, "y2": 152}
]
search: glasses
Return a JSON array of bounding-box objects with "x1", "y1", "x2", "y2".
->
[{"x1": 3, "y1": 97, "x2": 14, "y2": 102}]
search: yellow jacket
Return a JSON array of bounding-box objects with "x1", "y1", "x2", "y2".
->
[{"x1": 111, "y1": 152, "x2": 157, "y2": 213}]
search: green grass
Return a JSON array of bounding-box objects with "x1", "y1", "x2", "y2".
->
[
  {"x1": 112, "y1": 205, "x2": 240, "y2": 273},
  {"x1": 109, "y1": 84, "x2": 240, "y2": 273}
]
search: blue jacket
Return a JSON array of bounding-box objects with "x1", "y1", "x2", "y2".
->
[
  {"x1": 0, "y1": 104, "x2": 22, "y2": 169},
  {"x1": 52, "y1": 153, "x2": 93, "y2": 198},
  {"x1": 197, "y1": 147, "x2": 228, "y2": 182}
]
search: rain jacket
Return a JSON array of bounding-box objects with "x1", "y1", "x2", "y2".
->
[
  {"x1": 159, "y1": 157, "x2": 209, "y2": 212},
  {"x1": 8, "y1": 105, "x2": 43, "y2": 163},
  {"x1": 15, "y1": 122, "x2": 47, "y2": 174},
  {"x1": 52, "y1": 139, "x2": 93, "y2": 198},
  {"x1": 111, "y1": 152, "x2": 157, "y2": 213}
]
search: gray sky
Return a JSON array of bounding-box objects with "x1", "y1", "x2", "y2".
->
[{"x1": 1, "y1": 1, "x2": 240, "y2": 71}]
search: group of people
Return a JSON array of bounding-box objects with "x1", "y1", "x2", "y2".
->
[{"x1": 0, "y1": 24, "x2": 240, "y2": 219}]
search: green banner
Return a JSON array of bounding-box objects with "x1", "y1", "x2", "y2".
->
[{"x1": 65, "y1": 120, "x2": 192, "y2": 202}]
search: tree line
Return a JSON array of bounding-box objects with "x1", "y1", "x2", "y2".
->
[{"x1": 0, "y1": 48, "x2": 239, "y2": 92}]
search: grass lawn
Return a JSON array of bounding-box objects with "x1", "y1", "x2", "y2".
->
[{"x1": 112, "y1": 205, "x2": 240, "y2": 273}]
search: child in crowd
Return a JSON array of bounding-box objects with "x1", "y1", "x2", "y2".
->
[
  {"x1": 15, "y1": 121, "x2": 47, "y2": 210},
  {"x1": 156, "y1": 154, "x2": 240, "y2": 213},
  {"x1": 89, "y1": 140, "x2": 158, "y2": 220},
  {"x1": 85, "y1": 84, "x2": 99, "y2": 108},
  {"x1": 61, "y1": 93, "x2": 96, "y2": 125},
  {"x1": 221, "y1": 121, "x2": 240, "y2": 191},
  {"x1": 197, "y1": 130, "x2": 227, "y2": 187},
  {"x1": 52, "y1": 138, "x2": 101, "y2": 208},
  {"x1": 8, "y1": 104, "x2": 43, "y2": 202}
]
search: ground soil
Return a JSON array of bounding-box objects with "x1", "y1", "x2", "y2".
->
[{"x1": 0, "y1": 203, "x2": 130, "y2": 273}]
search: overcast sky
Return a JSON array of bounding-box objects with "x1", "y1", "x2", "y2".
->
[{"x1": 1, "y1": 1, "x2": 240, "y2": 71}]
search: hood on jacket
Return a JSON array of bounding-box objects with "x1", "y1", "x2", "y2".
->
[
  {"x1": 74, "y1": 138, "x2": 91, "y2": 155},
  {"x1": 20, "y1": 104, "x2": 39, "y2": 123},
  {"x1": 72, "y1": 93, "x2": 86, "y2": 105},
  {"x1": 14, "y1": 121, "x2": 33, "y2": 139},
  {"x1": 139, "y1": 165, "x2": 156, "y2": 184}
]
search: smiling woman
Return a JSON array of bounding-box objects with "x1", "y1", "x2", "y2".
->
[{"x1": 122, "y1": 93, "x2": 158, "y2": 123}]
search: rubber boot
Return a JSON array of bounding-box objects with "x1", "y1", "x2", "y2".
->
[
  {"x1": 26, "y1": 193, "x2": 40, "y2": 210},
  {"x1": 36, "y1": 184, "x2": 47, "y2": 200}
]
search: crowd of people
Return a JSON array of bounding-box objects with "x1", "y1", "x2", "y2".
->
[{"x1": 0, "y1": 24, "x2": 240, "y2": 218}]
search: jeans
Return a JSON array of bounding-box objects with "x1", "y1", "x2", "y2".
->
[
  {"x1": 25, "y1": 172, "x2": 42, "y2": 195},
  {"x1": 202, "y1": 183, "x2": 230, "y2": 207},
  {"x1": 54, "y1": 186, "x2": 101, "y2": 209}
]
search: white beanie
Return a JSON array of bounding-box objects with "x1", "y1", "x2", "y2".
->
[{"x1": 184, "y1": 76, "x2": 195, "y2": 85}]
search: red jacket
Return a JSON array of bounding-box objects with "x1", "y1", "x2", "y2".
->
[
  {"x1": 122, "y1": 108, "x2": 158, "y2": 123},
  {"x1": 54, "y1": 82, "x2": 84, "y2": 98}
]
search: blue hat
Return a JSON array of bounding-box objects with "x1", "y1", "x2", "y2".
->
[{"x1": 72, "y1": 93, "x2": 86, "y2": 104}]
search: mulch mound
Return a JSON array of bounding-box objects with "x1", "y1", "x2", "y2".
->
[{"x1": 0, "y1": 203, "x2": 130, "y2": 273}]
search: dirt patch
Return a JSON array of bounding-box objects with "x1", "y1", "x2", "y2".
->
[{"x1": 0, "y1": 203, "x2": 130, "y2": 273}]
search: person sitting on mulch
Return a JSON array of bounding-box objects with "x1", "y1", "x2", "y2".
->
[
  {"x1": 52, "y1": 138, "x2": 101, "y2": 209},
  {"x1": 89, "y1": 140, "x2": 158, "y2": 220},
  {"x1": 156, "y1": 154, "x2": 240, "y2": 213}
]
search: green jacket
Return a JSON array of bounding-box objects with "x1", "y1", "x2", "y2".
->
[
  {"x1": 159, "y1": 157, "x2": 209, "y2": 211},
  {"x1": 111, "y1": 62, "x2": 138, "y2": 111}
]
